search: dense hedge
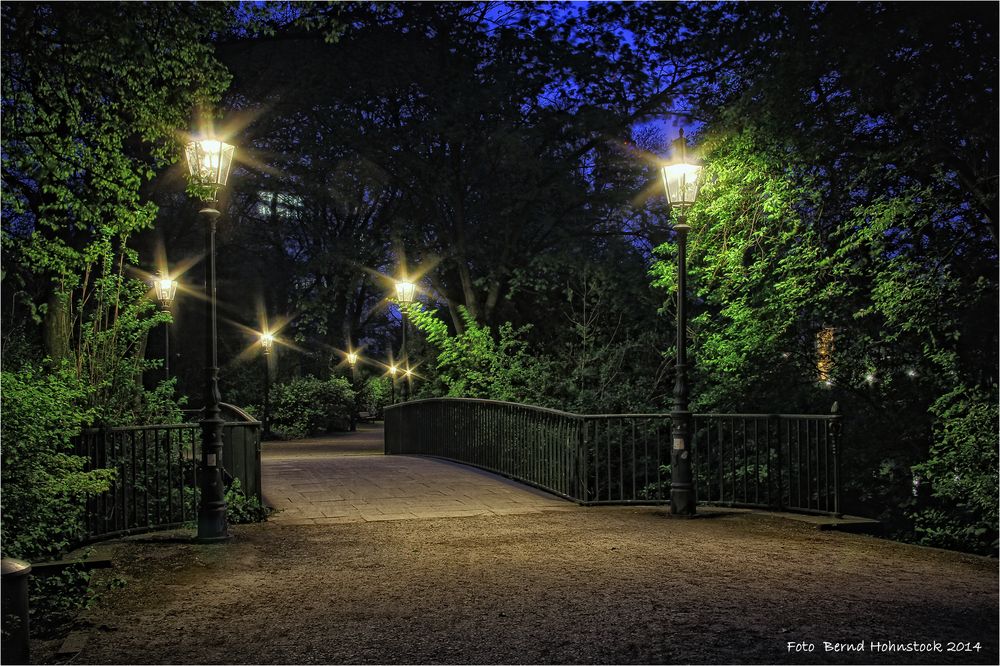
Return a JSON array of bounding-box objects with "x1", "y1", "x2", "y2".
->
[{"x1": 267, "y1": 375, "x2": 355, "y2": 438}]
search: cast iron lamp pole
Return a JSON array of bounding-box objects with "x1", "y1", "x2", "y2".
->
[
  {"x1": 661, "y1": 128, "x2": 702, "y2": 516},
  {"x1": 153, "y1": 275, "x2": 177, "y2": 380},
  {"x1": 185, "y1": 137, "x2": 236, "y2": 542},
  {"x1": 347, "y1": 351, "x2": 359, "y2": 431},
  {"x1": 260, "y1": 332, "x2": 273, "y2": 439},
  {"x1": 395, "y1": 280, "x2": 415, "y2": 401}
]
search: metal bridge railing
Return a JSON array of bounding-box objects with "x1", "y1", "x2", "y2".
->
[
  {"x1": 385, "y1": 398, "x2": 842, "y2": 516},
  {"x1": 74, "y1": 420, "x2": 262, "y2": 543}
]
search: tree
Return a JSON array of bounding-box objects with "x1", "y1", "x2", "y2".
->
[
  {"x1": 2, "y1": 2, "x2": 232, "y2": 372},
  {"x1": 651, "y1": 2, "x2": 997, "y2": 552}
]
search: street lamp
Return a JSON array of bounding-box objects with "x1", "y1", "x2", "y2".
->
[
  {"x1": 395, "y1": 279, "x2": 415, "y2": 401},
  {"x1": 346, "y1": 350, "x2": 359, "y2": 431},
  {"x1": 388, "y1": 364, "x2": 398, "y2": 404},
  {"x1": 153, "y1": 275, "x2": 177, "y2": 379},
  {"x1": 185, "y1": 135, "x2": 236, "y2": 542},
  {"x1": 260, "y1": 332, "x2": 273, "y2": 439},
  {"x1": 661, "y1": 128, "x2": 702, "y2": 516}
]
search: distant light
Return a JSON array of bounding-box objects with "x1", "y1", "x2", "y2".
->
[
  {"x1": 347, "y1": 351, "x2": 358, "y2": 366},
  {"x1": 389, "y1": 365, "x2": 398, "y2": 376},
  {"x1": 906, "y1": 369, "x2": 918, "y2": 378},
  {"x1": 260, "y1": 332, "x2": 274, "y2": 354},
  {"x1": 816, "y1": 327, "x2": 835, "y2": 382},
  {"x1": 865, "y1": 373, "x2": 875, "y2": 384},
  {"x1": 395, "y1": 280, "x2": 416, "y2": 304}
]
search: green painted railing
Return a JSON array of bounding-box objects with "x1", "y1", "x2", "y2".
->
[{"x1": 385, "y1": 398, "x2": 842, "y2": 516}]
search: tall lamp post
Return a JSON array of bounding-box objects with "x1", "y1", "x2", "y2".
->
[
  {"x1": 394, "y1": 279, "x2": 416, "y2": 401},
  {"x1": 185, "y1": 136, "x2": 236, "y2": 542},
  {"x1": 260, "y1": 332, "x2": 274, "y2": 439},
  {"x1": 660, "y1": 128, "x2": 702, "y2": 516},
  {"x1": 347, "y1": 351, "x2": 359, "y2": 431},
  {"x1": 153, "y1": 275, "x2": 177, "y2": 380},
  {"x1": 388, "y1": 364, "x2": 398, "y2": 404}
]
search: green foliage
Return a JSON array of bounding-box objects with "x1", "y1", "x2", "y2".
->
[
  {"x1": 225, "y1": 478, "x2": 270, "y2": 525},
  {"x1": 267, "y1": 375, "x2": 355, "y2": 438},
  {"x1": 361, "y1": 375, "x2": 392, "y2": 414},
  {"x1": 1, "y1": 2, "x2": 232, "y2": 289},
  {"x1": 0, "y1": 366, "x2": 115, "y2": 561},
  {"x1": 27, "y1": 567, "x2": 95, "y2": 638},
  {"x1": 910, "y1": 389, "x2": 999, "y2": 554},
  {"x1": 406, "y1": 304, "x2": 549, "y2": 403}
]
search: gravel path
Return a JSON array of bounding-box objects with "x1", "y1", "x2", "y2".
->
[
  {"x1": 29, "y1": 428, "x2": 998, "y2": 665},
  {"x1": 34, "y1": 507, "x2": 997, "y2": 665}
]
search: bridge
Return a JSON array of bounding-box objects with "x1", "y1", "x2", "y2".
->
[
  {"x1": 49, "y1": 399, "x2": 998, "y2": 664},
  {"x1": 262, "y1": 423, "x2": 573, "y2": 525},
  {"x1": 73, "y1": 398, "x2": 849, "y2": 543}
]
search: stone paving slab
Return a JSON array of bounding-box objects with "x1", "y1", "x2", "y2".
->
[{"x1": 261, "y1": 425, "x2": 573, "y2": 525}]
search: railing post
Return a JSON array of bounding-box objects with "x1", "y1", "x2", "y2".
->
[
  {"x1": 830, "y1": 401, "x2": 842, "y2": 517},
  {"x1": 768, "y1": 414, "x2": 782, "y2": 510}
]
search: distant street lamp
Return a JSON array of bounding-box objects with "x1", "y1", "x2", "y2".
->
[
  {"x1": 347, "y1": 350, "x2": 359, "y2": 431},
  {"x1": 260, "y1": 332, "x2": 274, "y2": 439},
  {"x1": 388, "y1": 364, "x2": 398, "y2": 404},
  {"x1": 153, "y1": 275, "x2": 177, "y2": 379},
  {"x1": 395, "y1": 279, "x2": 416, "y2": 401},
  {"x1": 661, "y1": 128, "x2": 702, "y2": 516},
  {"x1": 185, "y1": 135, "x2": 236, "y2": 542}
]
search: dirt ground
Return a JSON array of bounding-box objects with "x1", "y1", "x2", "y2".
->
[{"x1": 31, "y1": 507, "x2": 998, "y2": 665}]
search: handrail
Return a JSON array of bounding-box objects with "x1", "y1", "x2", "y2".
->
[
  {"x1": 384, "y1": 397, "x2": 839, "y2": 421},
  {"x1": 384, "y1": 396, "x2": 585, "y2": 420},
  {"x1": 181, "y1": 402, "x2": 261, "y2": 423},
  {"x1": 386, "y1": 397, "x2": 843, "y2": 516}
]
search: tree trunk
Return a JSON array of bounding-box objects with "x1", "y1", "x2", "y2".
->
[{"x1": 42, "y1": 289, "x2": 72, "y2": 364}]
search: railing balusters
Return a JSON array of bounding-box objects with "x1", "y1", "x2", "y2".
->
[{"x1": 381, "y1": 399, "x2": 843, "y2": 515}]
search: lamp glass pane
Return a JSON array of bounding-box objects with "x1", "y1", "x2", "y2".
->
[
  {"x1": 661, "y1": 163, "x2": 702, "y2": 207},
  {"x1": 154, "y1": 278, "x2": 176, "y2": 305},
  {"x1": 395, "y1": 281, "x2": 416, "y2": 303},
  {"x1": 185, "y1": 139, "x2": 235, "y2": 188}
]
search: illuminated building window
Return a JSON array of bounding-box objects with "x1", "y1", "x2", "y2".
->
[
  {"x1": 256, "y1": 191, "x2": 303, "y2": 219},
  {"x1": 816, "y1": 326, "x2": 834, "y2": 384}
]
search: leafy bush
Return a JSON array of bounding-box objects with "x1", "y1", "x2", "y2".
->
[
  {"x1": 225, "y1": 478, "x2": 269, "y2": 524},
  {"x1": 267, "y1": 375, "x2": 354, "y2": 438},
  {"x1": 405, "y1": 304, "x2": 549, "y2": 402},
  {"x1": 0, "y1": 365, "x2": 115, "y2": 561},
  {"x1": 361, "y1": 375, "x2": 392, "y2": 414},
  {"x1": 910, "y1": 388, "x2": 999, "y2": 554}
]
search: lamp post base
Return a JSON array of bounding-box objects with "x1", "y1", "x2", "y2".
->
[{"x1": 670, "y1": 485, "x2": 697, "y2": 516}]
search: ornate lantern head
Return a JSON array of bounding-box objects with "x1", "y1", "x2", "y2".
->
[
  {"x1": 395, "y1": 280, "x2": 416, "y2": 304},
  {"x1": 660, "y1": 128, "x2": 702, "y2": 212},
  {"x1": 153, "y1": 277, "x2": 177, "y2": 309},
  {"x1": 185, "y1": 138, "x2": 235, "y2": 201}
]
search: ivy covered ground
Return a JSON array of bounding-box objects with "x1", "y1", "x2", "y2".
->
[{"x1": 35, "y1": 509, "x2": 997, "y2": 665}]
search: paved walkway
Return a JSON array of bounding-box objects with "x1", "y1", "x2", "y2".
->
[{"x1": 261, "y1": 423, "x2": 573, "y2": 525}]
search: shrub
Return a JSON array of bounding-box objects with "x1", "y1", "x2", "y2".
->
[
  {"x1": 405, "y1": 304, "x2": 549, "y2": 402},
  {"x1": 910, "y1": 387, "x2": 999, "y2": 555},
  {"x1": 361, "y1": 376, "x2": 392, "y2": 414},
  {"x1": 225, "y1": 478, "x2": 269, "y2": 524},
  {"x1": 267, "y1": 375, "x2": 354, "y2": 438},
  {"x1": 0, "y1": 365, "x2": 115, "y2": 561}
]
